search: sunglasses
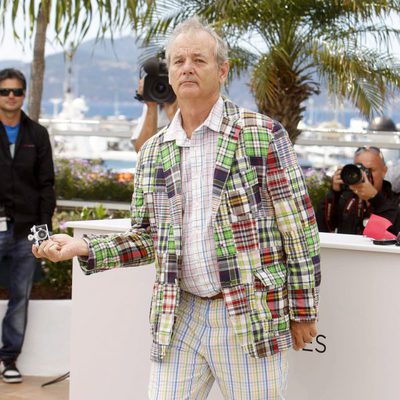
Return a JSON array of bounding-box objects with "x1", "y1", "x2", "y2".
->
[
  {"x1": 0, "y1": 88, "x2": 25, "y2": 97},
  {"x1": 355, "y1": 146, "x2": 384, "y2": 159}
]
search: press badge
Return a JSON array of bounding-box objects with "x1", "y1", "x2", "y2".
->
[
  {"x1": 0, "y1": 206, "x2": 7, "y2": 231},
  {"x1": 0, "y1": 217, "x2": 6, "y2": 232}
]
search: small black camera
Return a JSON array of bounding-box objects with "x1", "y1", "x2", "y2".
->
[
  {"x1": 28, "y1": 224, "x2": 50, "y2": 247},
  {"x1": 136, "y1": 55, "x2": 176, "y2": 104},
  {"x1": 340, "y1": 163, "x2": 372, "y2": 186}
]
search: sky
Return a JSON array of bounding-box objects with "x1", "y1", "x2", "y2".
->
[
  {"x1": 0, "y1": 7, "x2": 132, "y2": 61},
  {"x1": 1, "y1": 8, "x2": 400, "y2": 61}
]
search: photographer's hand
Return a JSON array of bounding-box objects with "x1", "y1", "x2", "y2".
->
[
  {"x1": 32, "y1": 234, "x2": 89, "y2": 262},
  {"x1": 350, "y1": 170, "x2": 378, "y2": 201},
  {"x1": 332, "y1": 167, "x2": 344, "y2": 192}
]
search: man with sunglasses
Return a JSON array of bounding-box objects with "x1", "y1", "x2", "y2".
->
[
  {"x1": 316, "y1": 146, "x2": 400, "y2": 235},
  {"x1": 0, "y1": 68, "x2": 56, "y2": 383}
]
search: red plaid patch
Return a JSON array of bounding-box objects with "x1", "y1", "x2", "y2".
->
[
  {"x1": 231, "y1": 219, "x2": 258, "y2": 251},
  {"x1": 162, "y1": 284, "x2": 177, "y2": 314},
  {"x1": 223, "y1": 285, "x2": 249, "y2": 315}
]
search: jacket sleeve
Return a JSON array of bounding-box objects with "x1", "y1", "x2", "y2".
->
[
  {"x1": 37, "y1": 126, "x2": 56, "y2": 230},
  {"x1": 266, "y1": 123, "x2": 321, "y2": 321},
  {"x1": 79, "y1": 147, "x2": 155, "y2": 274}
]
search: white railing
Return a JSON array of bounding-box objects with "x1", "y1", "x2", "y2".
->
[
  {"x1": 40, "y1": 117, "x2": 137, "y2": 139},
  {"x1": 296, "y1": 127, "x2": 400, "y2": 149},
  {"x1": 39, "y1": 118, "x2": 400, "y2": 149}
]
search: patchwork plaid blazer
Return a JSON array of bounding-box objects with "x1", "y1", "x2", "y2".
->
[{"x1": 82, "y1": 98, "x2": 321, "y2": 361}]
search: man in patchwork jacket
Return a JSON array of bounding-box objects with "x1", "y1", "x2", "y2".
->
[{"x1": 34, "y1": 16, "x2": 321, "y2": 400}]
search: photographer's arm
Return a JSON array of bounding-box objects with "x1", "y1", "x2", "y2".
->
[{"x1": 134, "y1": 102, "x2": 158, "y2": 153}]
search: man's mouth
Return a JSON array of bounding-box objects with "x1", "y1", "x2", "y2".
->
[{"x1": 180, "y1": 80, "x2": 196, "y2": 86}]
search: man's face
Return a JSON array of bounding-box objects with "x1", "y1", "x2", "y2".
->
[
  {"x1": 168, "y1": 30, "x2": 229, "y2": 103},
  {"x1": 0, "y1": 78, "x2": 25, "y2": 113},
  {"x1": 354, "y1": 150, "x2": 387, "y2": 191}
]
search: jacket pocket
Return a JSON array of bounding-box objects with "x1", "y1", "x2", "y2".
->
[
  {"x1": 253, "y1": 264, "x2": 289, "y2": 320},
  {"x1": 149, "y1": 282, "x2": 179, "y2": 346}
]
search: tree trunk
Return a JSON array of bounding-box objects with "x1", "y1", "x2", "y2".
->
[
  {"x1": 28, "y1": 2, "x2": 49, "y2": 121},
  {"x1": 251, "y1": 66, "x2": 319, "y2": 144}
]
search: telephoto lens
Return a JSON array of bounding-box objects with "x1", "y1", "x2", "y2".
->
[{"x1": 340, "y1": 163, "x2": 369, "y2": 185}]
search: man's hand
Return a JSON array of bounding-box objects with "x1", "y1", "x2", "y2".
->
[
  {"x1": 349, "y1": 170, "x2": 378, "y2": 201},
  {"x1": 290, "y1": 320, "x2": 318, "y2": 351},
  {"x1": 32, "y1": 234, "x2": 89, "y2": 262}
]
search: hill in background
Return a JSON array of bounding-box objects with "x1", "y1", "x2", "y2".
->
[{"x1": 0, "y1": 36, "x2": 258, "y2": 118}]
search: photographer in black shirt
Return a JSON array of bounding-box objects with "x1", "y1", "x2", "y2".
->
[{"x1": 316, "y1": 146, "x2": 400, "y2": 235}]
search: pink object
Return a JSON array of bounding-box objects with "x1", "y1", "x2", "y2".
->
[{"x1": 363, "y1": 214, "x2": 397, "y2": 239}]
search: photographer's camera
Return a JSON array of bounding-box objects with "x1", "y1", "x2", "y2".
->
[
  {"x1": 136, "y1": 55, "x2": 176, "y2": 104},
  {"x1": 340, "y1": 163, "x2": 372, "y2": 186}
]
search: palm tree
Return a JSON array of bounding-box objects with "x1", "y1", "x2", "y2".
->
[
  {"x1": 142, "y1": 0, "x2": 400, "y2": 142},
  {"x1": 0, "y1": 0, "x2": 146, "y2": 121}
]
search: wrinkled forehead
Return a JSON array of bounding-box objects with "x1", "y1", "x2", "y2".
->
[
  {"x1": 354, "y1": 150, "x2": 385, "y2": 169},
  {"x1": 168, "y1": 31, "x2": 217, "y2": 59}
]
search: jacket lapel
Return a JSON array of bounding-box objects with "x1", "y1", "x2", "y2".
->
[
  {"x1": 158, "y1": 138, "x2": 183, "y2": 254},
  {"x1": 212, "y1": 108, "x2": 241, "y2": 217}
]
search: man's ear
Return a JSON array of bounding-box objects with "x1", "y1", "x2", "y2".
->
[{"x1": 219, "y1": 61, "x2": 230, "y2": 84}]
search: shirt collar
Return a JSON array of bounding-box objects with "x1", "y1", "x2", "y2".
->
[{"x1": 164, "y1": 96, "x2": 224, "y2": 146}]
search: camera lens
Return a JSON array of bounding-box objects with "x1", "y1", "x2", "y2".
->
[
  {"x1": 341, "y1": 164, "x2": 363, "y2": 185},
  {"x1": 155, "y1": 82, "x2": 167, "y2": 95},
  {"x1": 37, "y1": 229, "x2": 47, "y2": 239},
  {"x1": 148, "y1": 77, "x2": 175, "y2": 103}
]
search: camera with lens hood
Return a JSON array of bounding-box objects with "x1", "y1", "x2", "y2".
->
[
  {"x1": 340, "y1": 163, "x2": 372, "y2": 186},
  {"x1": 135, "y1": 52, "x2": 176, "y2": 104},
  {"x1": 28, "y1": 224, "x2": 50, "y2": 247}
]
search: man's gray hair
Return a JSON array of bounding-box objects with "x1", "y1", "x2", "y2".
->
[{"x1": 165, "y1": 16, "x2": 228, "y2": 66}]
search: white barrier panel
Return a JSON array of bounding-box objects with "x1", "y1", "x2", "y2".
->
[
  {"x1": 67, "y1": 220, "x2": 400, "y2": 400},
  {"x1": 287, "y1": 233, "x2": 400, "y2": 400}
]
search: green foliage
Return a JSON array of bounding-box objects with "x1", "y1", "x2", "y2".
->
[
  {"x1": 0, "y1": 0, "x2": 146, "y2": 44},
  {"x1": 303, "y1": 169, "x2": 332, "y2": 211},
  {"x1": 55, "y1": 158, "x2": 134, "y2": 202}
]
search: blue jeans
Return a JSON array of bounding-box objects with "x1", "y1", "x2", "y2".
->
[{"x1": 0, "y1": 223, "x2": 37, "y2": 361}]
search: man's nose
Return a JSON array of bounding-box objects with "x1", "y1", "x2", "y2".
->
[{"x1": 182, "y1": 59, "x2": 194, "y2": 74}]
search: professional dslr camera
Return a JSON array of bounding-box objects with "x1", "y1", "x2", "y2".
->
[
  {"x1": 340, "y1": 163, "x2": 372, "y2": 186},
  {"x1": 135, "y1": 52, "x2": 176, "y2": 104},
  {"x1": 28, "y1": 224, "x2": 50, "y2": 247}
]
